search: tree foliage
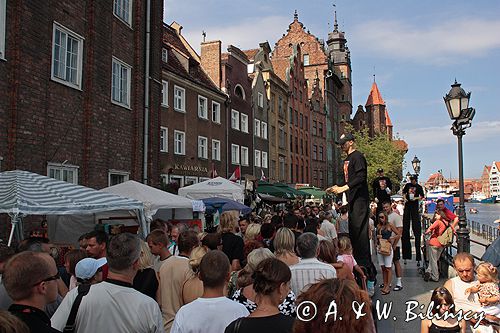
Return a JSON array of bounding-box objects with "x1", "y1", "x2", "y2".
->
[{"x1": 344, "y1": 124, "x2": 407, "y2": 194}]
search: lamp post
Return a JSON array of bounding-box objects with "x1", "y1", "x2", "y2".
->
[
  {"x1": 412, "y1": 155, "x2": 421, "y2": 176},
  {"x1": 443, "y1": 80, "x2": 475, "y2": 253}
]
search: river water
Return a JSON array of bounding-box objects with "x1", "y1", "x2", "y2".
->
[{"x1": 465, "y1": 202, "x2": 500, "y2": 226}]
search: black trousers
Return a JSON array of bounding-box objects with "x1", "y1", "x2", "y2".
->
[
  {"x1": 402, "y1": 203, "x2": 422, "y2": 261},
  {"x1": 349, "y1": 198, "x2": 375, "y2": 271}
]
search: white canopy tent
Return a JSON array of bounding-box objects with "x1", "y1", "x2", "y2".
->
[
  {"x1": 178, "y1": 177, "x2": 245, "y2": 203},
  {"x1": 101, "y1": 180, "x2": 197, "y2": 221},
  {"x1": 0, "y1": 170, "x2": 146, "y2": 245}
]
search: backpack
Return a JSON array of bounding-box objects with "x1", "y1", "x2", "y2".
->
[{"x1": 437, "y1": 220, "x2": 454, "y2": 247}]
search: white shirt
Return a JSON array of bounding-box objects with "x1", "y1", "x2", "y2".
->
[
  {"x1": 320, "y1": 220, "x2": 338, "y2": 241},
  {"x1": 171, "y1": 297, "x2": 249, "y2": 333},
  {"x1": 290, "y1": 258, "x2": 336, "y2": 296},
  {"x1": 450, "y1": 276, "x2": 479, "y2": 312},
  {"x1": 388, "y1": 212, "x2": 403, "y2": 247},
  {"x1": 51, "y1": 281, "x2": 164, "y2": 333}
]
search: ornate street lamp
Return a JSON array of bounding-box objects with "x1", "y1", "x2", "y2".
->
[
  {"x1": 443, "y1": 80, "x2": 475, "y2": 253},
  {"x1": 411, "y1": 155, "x2": 421, "y2": 176}
]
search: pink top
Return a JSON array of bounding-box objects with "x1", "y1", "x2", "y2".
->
[
  {"x1": 337, "y1": 254, "x2": 357, "y2": 276},
  {"x1": 479, "y1": 282, "x2": 500, "y2": 302}
]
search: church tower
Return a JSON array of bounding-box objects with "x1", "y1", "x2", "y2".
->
[
  {"x1": 326, "y1": 11, "x2": 352, "y2": 134},
  {"x1": 365, "y1": 80, "x2": 387, "y2": 137}
]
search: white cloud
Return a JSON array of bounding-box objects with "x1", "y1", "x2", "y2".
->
[
  {"x1": 351, "y1": 19, "x2": 500, "y2": 65},
  {"x1": 176, "y1": 16, "x2": 292, "y2": 54},
  {"x1": 400, "y1": 120, "x2": 500, "y2": 148}
]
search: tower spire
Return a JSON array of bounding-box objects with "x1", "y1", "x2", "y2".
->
[
  {"x1": 334, "y1": 10, "x2": 338, "y2": 31},
  {"x1": 294, "y1": 10, "x2": 298, "y2": 21}
]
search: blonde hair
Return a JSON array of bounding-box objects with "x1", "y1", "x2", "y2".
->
[
  {"x1": 137, "y1": 241, "x2": 154, "y2": 270},
  {"x1": 237, "y1": 248, "x2": 275, "y2": 288},
  {"x1": 476, "y1": 262, "x2": 499, "y2": 283},
  {"x1": 0, "y1": 310, "x2": 29, "y2": 333},
  {"x1": 338, "y1": 236, "x2": 353, "y2": 255},
  {"x1": 218, "y1": 211, "x2": 238, "y2": 233},
  {"x1": 189, "y1": 245, "x2": 208, "y2": 273},
  {"x1": 273, "y1": 227, "x2": 295, "y2": 255},
  {"x1": 244, "y1": 223, "x2": 261, "y2": 242}
]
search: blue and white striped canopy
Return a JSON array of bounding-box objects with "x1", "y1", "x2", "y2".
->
[{"x1": 0, "y1": 170, "x2": 144, "y2": 215}]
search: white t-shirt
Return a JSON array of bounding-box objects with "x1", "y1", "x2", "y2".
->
[
  {"x1": 320, "y1": 220, "x2": 338, "y2": 241},
  {"x1": 170, "y1": 296, "x2": 249, "y2": 333},
  {"x1": 51, "y1": 281, "x2": 164, "y2": 333},
  {"x1": 388, "y1": 212, "x2": 403, "y2": 247}
]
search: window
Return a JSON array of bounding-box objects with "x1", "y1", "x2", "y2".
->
[
  {"x1": 174, "y1": 86, "x2": 185, "y2": 112},
  {"x1": 108, "y1": 170, "x2": 129, "y2": 186},
  {"x1": 111, "y1": 57, "x2": 131, "y2": 107},
  {"x1": 161, "y1": 80, "x2": 168, "y2": 107},
  {"x1": 261, "y1": 122, "x2": 268, "y2": 139},
  {"x1": 319, "y1": 146, "x2": 324, "y2": 161},
  {"x1": 231, "y1": 109, "x2": 240, "y2": 130},
  {"x1": 254, "y1": 119, "x2": 261, "y2": 137},
  {"x1": 231, "y1": 144, "x2": 240, "y2": 164},
  {"x1": 198, "y1": 95, "x2": 208, "y2": 119},
  {"x1": 113, "y1": 0, "x2": 132, "y2": 25},
  {"x1": 160, "y1": 127, "x2": 168, "y2": 152},
  {"x1": 241, "y1": 146, "x2": 249, "y2": 166},
  {"x1": 289, "y1": 107, "x2": 293, "y2": 125},
  {"x1": 258, "y1": 92, "x2": 264, "y2": 108},
  {"x1": 212, "y1": 139, "x2": 221, "y2": 161},
  {"x1": 162, "y1": 48, "x2": 168, "y2": 62},
  {"x1": 319, "y1": 122, "x2": 323, "y2": 136},
  {"x1": 48, "y1": 163, "x2": 79, "y2": 184},
  {"x1": 278, "y1": 97, "x2": 283, "y2": 117},
  {"x1": 0, "y1": 0, "x2": 5, "y2": 60},
  {"x1": 212, "y1": 102, "x2": 221, "y2": 123},
  {"x1": 198, "y1": 136, "x2": 208, "y2": 159},
  {"x1": 290, "y1": 134, "x2": 293, "y2": 152},
  {"x1": 312, "y1": 120, "x2": 317, "y2": 135},
  {"x1": 255, "y1": 150, "x2": 261, "y2": 167},
  {"x1": 313, "y1": 145, "x2": 317, "y2": 160},
  {"x1": 262, "y1": 152, "x2": 268, "y2": 168},
  {"x1": 51, "y1": 23, "x2": 84, "y2": 89},
  {"x1": 300, "y1": 114, "x2": 303, "y2": 129},
  {"x1": 279, "y1": 156, "x2": 285, "y2": 180},
  {"x1": 303, "y1": 54, "x2": 309, "y2": 66},
  {"x1": 279, "y1": 125, "x2": 286, "y2": 149},
  {"x1": 241, "y1": 113, "x2": 248, "y2": 133},
  {"x1": 174, "y1": 130, "x2": 185, "y2": 155},
  {"x1": 234, "y1": 84, "x2": 245, "y2": 100}
]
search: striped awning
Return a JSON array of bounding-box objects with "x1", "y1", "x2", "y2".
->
[{"x1": 0, "y1": 170, "x2": 144, "y2": 215}]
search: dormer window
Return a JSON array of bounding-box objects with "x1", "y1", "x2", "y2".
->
[{"x1": 234, "y1": 84, "x2": 245, "y2": 100}]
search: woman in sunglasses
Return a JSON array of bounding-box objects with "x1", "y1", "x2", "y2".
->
[
  {"x1": 376, "y1": 211, "x2": 401, "y2": 295},
  {"x1": 421, "y1": 287, "x2": 465, "y2": 332}
]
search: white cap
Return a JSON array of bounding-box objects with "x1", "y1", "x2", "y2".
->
[{"x1": 75, "y1": 257, "x2": 107, "y2": 280}]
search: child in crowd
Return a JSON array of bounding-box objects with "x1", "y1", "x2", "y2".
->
[
  {"x1": 465, "y1": 262, "x2": 500, "y2": 317},
  {"x1": 337, "y1": 237, "x2": 366, "y2": 285}
]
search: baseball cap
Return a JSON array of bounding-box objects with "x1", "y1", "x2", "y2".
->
[
  {"x1": 75, "y1": 257, "x2": 107, "y2": 280},
  {"x1": 377, "y1": 168, "x2": 384, "y2": 173},
  {"x1": 336, "y1": 133, "x2": 355, "y2": 145}
]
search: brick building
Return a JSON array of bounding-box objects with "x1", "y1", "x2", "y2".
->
[
  {"x1": 160, "y1": 23, "x2": 228, "y2": 187},
  {"x1": 310, "y1": 74, "x2": 328, "y2": 188},
  {"x1": 244, "y1": 48, "x2": 269, "y2": 179},
  {"x1": 0, "y1": 0, "x2": 163, "y2": 188},
  {"x1": 481, "y1": 165, "x2": 491, "y2": 198},
  {"x1": 272, "y1": 11, "x2": 349, "y2": 186},
  {"x1": 353, "y1": 81, "x2": 393, "y2": 139},
  {"x1": 272, "y1": 43, "x2": 310, "y2": 183},
  {"x1": 254, "y1": 43, "x2": 291, "y2": 183},
  {"x1": 202, "y1": 43, "x2": 253, "y2": 178}
]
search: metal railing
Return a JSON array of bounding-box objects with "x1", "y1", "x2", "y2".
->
[{"x1": 468, "y1": 220, "x2": 500, "y2": 243}]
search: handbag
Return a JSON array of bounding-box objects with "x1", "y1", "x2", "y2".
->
[
  {"x1": 437, "y1": 220, "x2": 454, "y2": 247},
  {"x1": 378, "y1": 239, "x2": 392, "y2": 256}
]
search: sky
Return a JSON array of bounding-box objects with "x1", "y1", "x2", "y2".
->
[{"x1": 163, "y1": 0, "x2": 500, "y2": 181}]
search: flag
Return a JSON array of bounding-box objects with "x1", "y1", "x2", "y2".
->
[
  {"x1": 210, "y1": 163, "x2": 218, "y2": 178},
  {"x1": 229, "y1": 166, "x2": 240, "y2": 182},
  {"x1": 260, "y1": 169, "x2": 266, "y2": 181}
]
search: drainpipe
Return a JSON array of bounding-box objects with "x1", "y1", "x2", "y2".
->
[{"x1": 143, "y1": 0, "x2": 151, "y2": 184}]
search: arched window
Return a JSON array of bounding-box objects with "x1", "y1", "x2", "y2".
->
[{"x1": 234, "y1": 84, "x2": 245, "y2": 100}]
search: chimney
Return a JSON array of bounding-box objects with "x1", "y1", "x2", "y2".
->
[
  {"x1": 201, "y1": 40, "x2": 222, "y2": 88},
  {"x1": 171, "y1": 21, "x2": 183, "y2": 35}
]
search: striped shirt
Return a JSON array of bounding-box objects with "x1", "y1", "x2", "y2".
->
[{"x1": 290, "y1": 258, "x2": 337, "y2": 296}]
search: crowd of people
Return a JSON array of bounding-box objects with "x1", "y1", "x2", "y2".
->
[{"x1": 0, "y1": 132, "x2": 499, "y2": 333}]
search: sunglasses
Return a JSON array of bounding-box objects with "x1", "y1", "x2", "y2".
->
[
  {"x1": 378, "y1": 216, "x2": 386, "y2": 219},
  {"x1": 33, "y1": 272, "x2": 60, "y2": 286}
]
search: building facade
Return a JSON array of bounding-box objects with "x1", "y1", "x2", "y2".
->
[
  {"x1": 0, "y1": 0, "x2": 163, "y2": 188},
  {"x1": 160, "y1": 23, "x2": 228, "y2": 188},
  {"x1": 490, "y1": 162, "x2": 500, "y2": 198},
  {"x1": 310, "y1": 75, "x2": 328, "y2": 188},
  {"x1": 481, "y1": 165, "x2": 491, "y2": 198}
]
